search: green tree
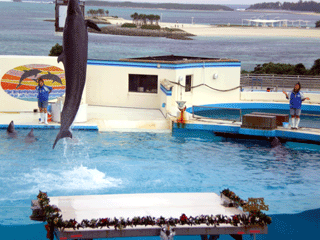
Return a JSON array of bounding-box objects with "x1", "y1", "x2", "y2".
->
[
  {"x1": 316, "y1": 20, "x2": 320, "y2": 28},
  {"x1": 309, "y1": 59, "x2": 320, "y2": 75},
  {"x1": 154, "y1": 15, "x2": 160, "y2": 25},
  {"x1": 293, "y1": 63, "x2": 307, "y2": 75},
  {"x1": 105, "y1": 10, "x2": 109, "y2": 16},
  {"x1": 49, "y1": 43, "x2": 63, "y2": 57},
  {"x1": 131, "y1": 12, "x2": 139, "y2": 25}
]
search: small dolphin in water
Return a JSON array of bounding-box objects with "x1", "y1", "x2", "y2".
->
[
  {"x1": 271, "y1": 137, "x2": 282, "y2": 148},
  {"x1": 41, "y1": 72, "x2": 63, "y2": 85},
  {"x1": 53, "y1": 0, "x2": 100, "y2": 149},
  {"x1": 7, "y1": 121, "x2": 17, "y2": 138},
  {"x1": 16, "y1": 69, "x2": 41, "y2": 89},
  {"x1": 25, "y1": 128, "x2": 37, "y2": 143}
]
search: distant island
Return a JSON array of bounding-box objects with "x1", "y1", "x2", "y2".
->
[
  {"x1": 247, "y1": 0, "x2": 320, "y2": 13},
  {"x1": 86, "y1": 1, "x2": 234, "y2": 11}
]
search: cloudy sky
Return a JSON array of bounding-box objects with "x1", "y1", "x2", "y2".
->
[{"x1": 104, "y1": 0, "x2": 306, "y2": 4}]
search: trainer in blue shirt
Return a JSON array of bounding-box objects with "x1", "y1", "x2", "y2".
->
[
  {"x1": 283, "y1": 82, "x2": 310, "y2": 129},
  {"x1": 36, "y1": 77, "x2": 52, "y2": 124}
]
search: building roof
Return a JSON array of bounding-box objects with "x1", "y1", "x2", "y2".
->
[{"x1": 120, "y1": 55, "x2": 239, "y2": 64}]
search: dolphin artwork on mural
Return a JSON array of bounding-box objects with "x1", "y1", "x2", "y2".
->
[
  {"x1": 7, "y1": 121, "x2": 17, "y2": 138},
  {"x1": 41, "y1": 72, "x2": 63, "y2": 85},
  {"x1": 16, "y1": 69, "x2": 41, "y2": 89},
  {"x1": 53, "y1": 0, "x2": 101, "y2": 149}
]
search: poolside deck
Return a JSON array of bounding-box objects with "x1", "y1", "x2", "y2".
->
[
  {"x1": 47, "y1": 192, "x2": 267, "y2": 239},
  {"x1": 0, "y1": 105, "x2": 170, "y2": 132},
  {"x1": 173, "y1": 117, "x2": 320, "y2": 145},
  {"x1": 1, "y1": 105, "x2": 319, "y2": 144}
]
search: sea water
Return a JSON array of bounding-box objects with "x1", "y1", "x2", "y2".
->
[
  {"x1": 1, "y1": 2, "x2": 320, "y2": 71},
  {"x1": 0, "y1": 129, "x2": 320, "y2": 239}
]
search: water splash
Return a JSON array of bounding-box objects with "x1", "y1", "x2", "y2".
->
[{"x1": 15, "y1": 165, "x2": 122, "y2": 198}]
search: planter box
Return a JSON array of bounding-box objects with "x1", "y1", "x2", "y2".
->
[
  {"x1": 251, "y1": 112, "x2": 289, "y2": 127},
  {"x1": 241, "y1": 114, "x2": 277, "y2": 130},
  {"x1": 30, "y1": 200, "x2": 45, "y2": 221},
  {"x1": 220, "y1": 193, "x2": 239, "y2": 208}
]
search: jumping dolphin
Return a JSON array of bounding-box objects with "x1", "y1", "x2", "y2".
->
[
  {"x1": 25, "y1": 128, "x2": 37, "y2": 143},
  {"x1": 7, "y1": 121, "x2": 17, "y2": 138},
  {"x1": 16, "y1": 69, "x2": 41, "y2": 89},
  {"x1": 53, "y1": 0, "x2": 101, "y2": 149},
  {"x1": 41, "y1": 72, "x2": 63, "y2": 85}
]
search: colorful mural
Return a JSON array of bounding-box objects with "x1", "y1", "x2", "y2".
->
[{"x1": 1, "y1": 64, "x2": 66, "y2": 102}]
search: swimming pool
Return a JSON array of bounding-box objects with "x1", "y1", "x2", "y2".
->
[
  {"x1": 1, "y1": 129, "x2": 320, "y2": 239},
  {"x1": 189, "y1": 103, "x2": 320, "y2": 128}
]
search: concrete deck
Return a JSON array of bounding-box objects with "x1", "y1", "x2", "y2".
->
[
  {"x1": 0, "y1": 105, "x2": 171, "y2": 132},
  {"x1": 173, "y1": 117, "x2": 320, "y2": 144}
]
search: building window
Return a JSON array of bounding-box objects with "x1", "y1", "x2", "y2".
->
[
  {"x1": 185, "y1": 75, "x2": 192, "y2": 92},
  {"x1": 129, "y1": 74, "x2": 158, "y2": 93}
]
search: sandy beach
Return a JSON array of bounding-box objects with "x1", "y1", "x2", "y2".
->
[{"x1": 101, "y1": 17, "x2": 320, "y2": 38}]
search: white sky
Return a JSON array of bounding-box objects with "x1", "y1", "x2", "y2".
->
[{"x1": 99, "y1": 0, "x2": 308, "y2": 5}]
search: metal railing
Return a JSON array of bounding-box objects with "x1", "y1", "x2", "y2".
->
[
  {"x1": 192, "y1": 105, "x2": 242, "y2": 122},
  {"x1": 241, "y1": 74, "x2": 320, "y2": 91}
]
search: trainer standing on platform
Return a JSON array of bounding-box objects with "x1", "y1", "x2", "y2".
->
[
  {"x1": 283, "y1": 82, "x2": 310, "y2": 129},
  {"x1": 36, "y1": 77, "x2": 52, "y2": 124}
]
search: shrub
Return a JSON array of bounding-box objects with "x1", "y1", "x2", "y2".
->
[
  {"x1": 141, "y1": 24, "x2": 161, "y2": 30},
  {"x1": 121, "y1": 23, "x2": 137, "y2": 28},
  {"x1": 49, "y1": 43, "x2": 63, "y2": 57},
  {"x1": 315, "y1": 20, "x2": 320, "y2": 28}
]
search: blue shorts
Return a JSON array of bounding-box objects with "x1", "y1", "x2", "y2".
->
[
  {"x1": 290, "y1": 108, "x2": 301, "y2": 116},
  {"x1": 38, "y1": 100, "x2": 48, "y2": 109}
]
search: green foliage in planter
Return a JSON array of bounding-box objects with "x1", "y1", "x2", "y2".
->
[
  {"x1": 141, "y1": 24, "x2": 161, "y2": 30},
  {"x1": 121, "y1": 23, "x2": 137, "y2": 28}
]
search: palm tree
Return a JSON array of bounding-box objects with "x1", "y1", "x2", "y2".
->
[
  {"x1": 154, "y1": 15, "x2": 160, "y2": 25},
  {"x1": 148, "y1": 14, "x2": 155, "y2": 25},
  {"x1": 98, "y1": 9, "x2": 104, "y2": 17},
  {"x1": 131, "y1": 12, "x2": 139, "y2": 25},
  {"x1": 140, "y1": 14, "x2": 147, "y2": 25},
  {"x1": 105, "y1": 10, "x2": 109, "y2": 17}
]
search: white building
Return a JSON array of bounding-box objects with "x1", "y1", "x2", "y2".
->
[{"x1": 0, "y1": 55, "x2": 241, "y2": 118}]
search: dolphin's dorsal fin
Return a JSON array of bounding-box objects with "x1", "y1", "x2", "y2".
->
[
  {"x1": 85, "y1": 20, "x2": 101, "y2": 32},
  {"x1": 57, "y1": 52, "x2": 65, "y2": 66}
]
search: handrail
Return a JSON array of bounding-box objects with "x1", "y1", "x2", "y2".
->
[{"x1": 241, "y1": 74, "x2": 320, "y2": 91}]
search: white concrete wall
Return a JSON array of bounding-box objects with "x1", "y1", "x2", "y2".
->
[
  {"x1": 0, "y1": 56, "x2": 242, "y2": 115},
  {"x1": 86, "y1": 64, "x2": 177, "y2": 109},
  {"x1": 0, "y1": 56, "x2": 63, "y2": 112},
  {"x1": 240, "y1": 92, "x2": 320, "y2": 105},
  {"x1": 170, "y1": 66, "x2": 241, "y2": 110}
]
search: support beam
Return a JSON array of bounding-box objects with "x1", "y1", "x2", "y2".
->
[{"x1": 230, "y1": 234, "x2": 243, "y2": 240}]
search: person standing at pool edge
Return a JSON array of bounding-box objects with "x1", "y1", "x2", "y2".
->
[
  {"x1": 36, "y1": 77, "x2": 52, "y2": 124},
  {"x1": 283, "y1": 82, "x2": 310, "y2": 129}
]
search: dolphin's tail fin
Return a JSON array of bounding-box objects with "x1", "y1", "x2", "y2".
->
[
  {"x1": 86, "y1": 20, "x2": 101, "y2": 32},
  {"x1": 53, "y1": 129, "x2": 72, "y2": 149}
]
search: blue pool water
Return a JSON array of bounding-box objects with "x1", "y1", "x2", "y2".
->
[
  {"x1": 190, "y1": 103, "x2": 320, "y2": 129},
  {"x1": 0, "y1": 128, "x2": 320, "y2": 239}
]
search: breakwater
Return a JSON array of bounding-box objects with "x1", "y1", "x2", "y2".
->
[{"x1": 90, "y1": 25, "x2": 195, "y2": 40}]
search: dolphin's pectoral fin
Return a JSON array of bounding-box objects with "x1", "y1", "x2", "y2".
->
[
  {"x1": 53, "y1": 129, "x2": 73, "y2": 149},
  {"x1": 86, "y1": 20, "x2": 101, "y2": 32},
  {"x1": 57, "y1": 52, "x2": 66, "y2": 65}
]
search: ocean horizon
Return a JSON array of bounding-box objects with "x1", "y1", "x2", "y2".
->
[{"x1": 0, "y1": 2, "x2": 320, "y2": 71}]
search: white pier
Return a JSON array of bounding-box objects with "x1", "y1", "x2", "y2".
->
[{"x1": 47, "y1": 192, "x2": 268, "y2": 240}]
